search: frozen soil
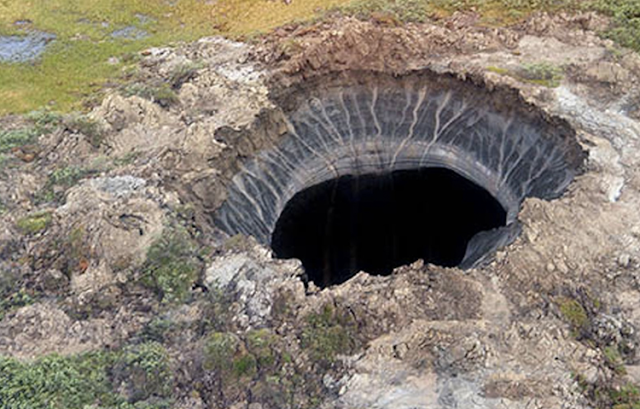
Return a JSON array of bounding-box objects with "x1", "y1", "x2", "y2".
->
[{"x1": 1, "y1": 12, "x2": 640, "y2": 409}]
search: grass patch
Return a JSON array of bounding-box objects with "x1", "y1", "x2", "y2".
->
[
  {"x1": 16, "y1": 211, "x2": 52, "y2": 235},
  {"x1": 140, "y1": 226, "x2": 200, "y2": 304},
  {"x1": 0, "y1": 0, "x2": 639, "y2": 116},
  {"x1": 0, "y1": 0, "x2": 221, "y2": 114}
]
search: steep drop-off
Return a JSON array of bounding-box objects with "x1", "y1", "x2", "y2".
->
[{"x1": 214, "y1": 71, "x2": 583, "y2": 284}]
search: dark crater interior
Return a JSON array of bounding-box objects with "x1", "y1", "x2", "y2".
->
[
  {"x1": 213, "y1": 71, "x2": 584, "y2": 288},
  {"x1": 272, "y1": 167, "x2": 506, "y2": 288}
]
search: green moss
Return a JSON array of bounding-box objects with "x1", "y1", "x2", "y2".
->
[
  {"x1": 558, "y1": 296, "x2": 589, "y2": 334},
  {"x1": 141, "y1": 226, "x2": 200, "y2": 304},
  {"x1": 247, "y1": 329, "x2": 278, "y2": 368},
  {"x1": 16, "y1": 211, "x2": 52, "y2": 234},
  {"x1": 232, "y1": 353, "x2": 258, "y2": 378},
  {"x1": 301, "y1": 304, "x2": 359, "y2": 365}
]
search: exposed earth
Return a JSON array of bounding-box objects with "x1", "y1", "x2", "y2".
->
[{"x1": 1, "y1": 10, "x2": 640, "y2": 409}]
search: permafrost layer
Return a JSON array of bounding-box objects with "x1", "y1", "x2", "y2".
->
[{"x1": 214, "y1": 72, "x2": 583, "y2": 267}]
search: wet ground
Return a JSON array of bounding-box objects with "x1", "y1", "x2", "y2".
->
[{"x1": 0, "y1": 31, "x2": 56, "y2": 63}]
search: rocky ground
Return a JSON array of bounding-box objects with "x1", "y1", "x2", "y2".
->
[{"x1": 1, "y1": 11, "x2": 640, "y2": 409}]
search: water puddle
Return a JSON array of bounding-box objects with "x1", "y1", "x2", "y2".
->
[
  {"x1": 110, "y1": 26, "x2": 149, "y2": 40},
  {"x1": 0, "y1": 31, "x2": 56, "y2": 63}
]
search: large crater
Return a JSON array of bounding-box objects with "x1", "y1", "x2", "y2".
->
[{"x1": 213, "y1": 71, "x2": 584, "y2": 287}]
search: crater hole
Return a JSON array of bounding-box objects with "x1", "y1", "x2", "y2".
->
[{"x1": 271, "y1": 167, "x2": 507, "y2": 288}]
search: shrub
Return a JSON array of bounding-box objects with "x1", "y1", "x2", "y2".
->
[
  {"x1": 26, "y1": 109, "x2": 63, "y2": 134},
  {"x1": 0, "y1": 129, "x2": 38, "y2": 154},
  {"x1": 203, "y1": 332, "x2": 257, "y2": 379},
  {"x1": 141, "y1": 226, "x2": 200, "y2": 304},
  {"x1": 36, "y1": 166, "x2": 91, "y2": 204},
  {"x1": 0, "y1": 351, "x2": 118, "y2": 409},
  {"x1": 0, "y1": 269, "x2": 33, "y2": 321},
  {"x1": 168, "y1": 62, "x2": 203, "y2": 89},
  {"x1": 115, "y1": 342, "x2": 173, "y2": 401},
  {"x1": 64, "y1": 114, "x2": 105, "y2": 148},
  {"x1": 519, "y1": 62, "x2": 564, "y2": 87},
  {"x1": 588, "y1": 0, "x2": 640, "y2": 52},
  {"x1": 300, "y1": 304, "x2": 359, "y2": 366},
  {"x1": 122, "y1": 83, "x2": 180, "y2": 108}
]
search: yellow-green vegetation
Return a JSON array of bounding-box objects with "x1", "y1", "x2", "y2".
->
[
  {"x1": 301, "y1": 303, "x2": 359, "y2": 366},
  {"x1": 1, "y1": 0, "x2": 640, "y2": 115},
  {"x1": 604, "y1": 345, "x2": 627, "y2": 375},
  {"x1": 141, "y1": 225, "x2": 200, "y2": 304},
  {"x1": 16, "y1": 211, "x2": 52, "y2": 234},
  {"x1": 557, "y1": 296, "x2": 589, "y2": 335},
  {"x1": 212, "y1": 0, "x2": 351, "y2": 35},
  {"x1": 0, "y1": 0, "x2": 354, "y2": 114},
  {"x1": 0, "y1": 0, "x2": 221, "y2": 114},
  {"x1": 487, "y1": 62, "x2": 564, "y2": 87}
]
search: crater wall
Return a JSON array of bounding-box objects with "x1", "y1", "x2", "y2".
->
[{"x1": 214, "y1": 71, "x2": 584, "y2": 266}]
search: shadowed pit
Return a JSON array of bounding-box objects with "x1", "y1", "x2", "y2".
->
[{"x1": 271, "y1": 167, "x2": 506, "y2": 288}]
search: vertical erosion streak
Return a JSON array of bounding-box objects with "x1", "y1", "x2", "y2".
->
[{"x1": 214, "y1": 72, "x2": 583, "y2": 284}]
